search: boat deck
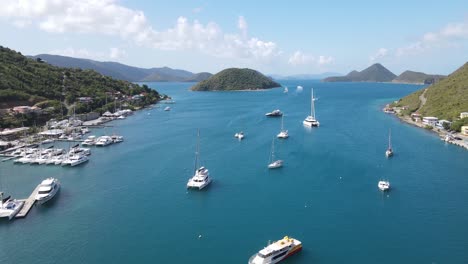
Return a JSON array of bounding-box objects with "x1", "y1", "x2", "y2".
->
[{"x1": 15, "y1": 185, "x2": 40, "y2": 218}]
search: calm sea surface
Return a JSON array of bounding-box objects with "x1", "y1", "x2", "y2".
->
[{"x1": 1, "y1": 81, "x2": 467, "y2": 264}]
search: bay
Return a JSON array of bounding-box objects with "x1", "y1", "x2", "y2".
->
[{"x1": 1, "y1": 80, "x2": 467, "y2": 263}]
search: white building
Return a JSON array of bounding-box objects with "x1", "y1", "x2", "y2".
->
[
  {"x1": 422, "y1": 117, "x2": 438, "y2": 126},
  {"x1": 460, "y1": 112, "x2": 468, "y2": 119},
  {"x1": 436, "y1": 120, "x2": 452, "y2": 129}
]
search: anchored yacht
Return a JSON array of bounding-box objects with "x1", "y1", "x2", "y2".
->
[
  {"x1": 248, "y1": 236, "x2": 302, "y2": 264},
  {"x1": 234, "y1": 131, "x2": 245, "y2": 140},
  {"x1": 268, "y1": 138, "x2": 283, "y2": 169},
  {"x1": 303, "y1": 88, "x2": 320, "y2": 127},
  {"x1": 35, "y1": 178, "x2": 60, "y2": 204},
  {"x1": 187, "y1": 130, "x2": 212, "y2": 190},
  {"x1": 378, "y1": 180, "x2": 390, "y2": 191},
  {"x1": 385, "y1": 129, "x2": 393, "y2": 158},
  {"x1": 265, "y1": 110, "x2": 283, "y2": 117},
  {"x1": 277, "y1": 115, "x2": 289, "y2": 139}
]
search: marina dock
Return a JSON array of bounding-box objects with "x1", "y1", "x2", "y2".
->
[{"x1": 16, "y1": 185, "x2": 40, "y2": 218}]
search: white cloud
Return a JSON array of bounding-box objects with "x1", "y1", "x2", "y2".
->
[
  {"x1": 288, "y1": 51, "x2": 334, "y2": 66},
  {"x1": 49, "y1": 48, "x2": 107, "y2": 60},
  {"x1": 369, "y1": 48, "x2": 388, "y2": 61},
  {"x1": 288, "y1": 51, "x2": 314, "y2": 66},
  {"x1": 109, "y1": 48, "x2": 127, "y2": 60},
  {"x1": 397, "y1": 19, "x2": 468, "y2": 57},
  {"x1": 318, "y1": 55, "x2": 334, "y2": 65},
  {"x1": 0, "y1": 0, "x2": 280, "y2": 61}
]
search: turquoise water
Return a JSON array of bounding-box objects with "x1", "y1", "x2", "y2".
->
[{"x1": 1, "y1": 81, "x2": 468, "y2": 263}]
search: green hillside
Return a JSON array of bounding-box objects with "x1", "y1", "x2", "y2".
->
[
  {"x1": 393, "y1": 70, "x2": 445, "y2": 84},
  {"x1": 191, "y1": 68, "x2": 280, "y2": 91},
  {"x1": 323, "y1": 63, "x2": 396, "y2": 82},
  {"x1": 394, "y1": 62, "x2": 468, "y2": 120},
  {"x1": 0, "y1": 46, "x2": 163, "y2": 128}
]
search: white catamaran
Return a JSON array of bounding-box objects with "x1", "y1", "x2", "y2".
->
[
  {"x1": 303, "y1": 88, "x2": 320, "y2": 127},
  {"x1": 187, "y1": 130, "x2": 212, "y2": 190}
]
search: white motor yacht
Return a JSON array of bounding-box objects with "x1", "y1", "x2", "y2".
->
[
  {"x1": 0, "y1": 193, "x2": 24, "y2": 220},
  {"x1": 378, "y1": 180, "x2": 390, "y2": 191},
  {"x1": 248, "y1": 236, "x2": 302, "y2": 264},
  {"x1": 265, "y1": 109, "x2": 283, "y2": 117},
  {"x1": 303, "y1": 88, "x2": 320, "y2": 127},
  {"x1": 35, "y1": 178, "x2": 60, "y2": 204},
  {"x1": 234, "y1": 132, "x2": 245, "y2": 140},
  {"x1": 95, "y1": 136, "x2": 113, "y2": 147},
  {"x1": 111, "y1": 135, "x2": 124, "y2": 143},
  {"x1": 62, "y1": 154, "x2": 89, "y2": 166},
  {"x1": 82, "y1": 135, "x2": 96, "y2": 146}
]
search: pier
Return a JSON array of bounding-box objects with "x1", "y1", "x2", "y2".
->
[{"x1": 15, "y1": 185, "x2": 40, "y2": 218}]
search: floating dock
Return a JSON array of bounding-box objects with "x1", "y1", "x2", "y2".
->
[{"x1": 15, "y1": 185, "x2": 40, "y2": 219}]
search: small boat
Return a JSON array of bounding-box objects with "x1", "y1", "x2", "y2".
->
[
  {"x1": 35, "y1": 178, "x2": 60, "y2": 204},
  {"x1": 234, "y1": 131, "x2": 245, "y2": 140},
  {"x1": 248, "y1": 236, "x2": 302, "y2": 264},
  {"x1": 111, "y1": 135, "x2": 124, "y2": 143},
  {"x1": 187, "y1": 130, "x2": 212, "y2": 190},
  {"x1": 117, "y1": 115, "x2": 126, "y2": 119},
  {"x1": 42, "y1": 139, "x2": 54, "y2": 144},
  {"x1": 378, "y1": 180, "x2": 390, "y2": 191},
  {"x1": 385, "y1": 129, "x2": 393, "y2": 158},
  {"x1": 62, "y1": 154, "x2": 89, "y2": 167},
  {"x1": 277, "y1": 115, "x2": 289, "y2": 139},
  {"x1": 283, "y1": 87, "x2": 288, "y2": 93},
  {"x1": 303, "y1": 88, "x2": 320, "y2": 127},
  {"x1": 265, "y1": 109, "x2": 283, "y2": 117},
  {"x1": 82, "y1": 135, "x2": 96, "y2": 146},
  {"x1": 444, "y1": 134, "x2": 454, "y2": 142},
  {"x1": 268, "y1": 138, "x2": 283, "y2": 169},
  {"x1": 0, "y1": 193, "x2": 24, "y2": 220},
  {"x1": 164, "y1": 106, "x2": 171, "y2": 111},
  {"x1": 95, "y1": 136, "x2": 113, "y2": 147}
]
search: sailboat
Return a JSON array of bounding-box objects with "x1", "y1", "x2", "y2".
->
[
  {"x1": 268, "y1": 138, "x2": 283, "y2": 169},
  {"x1": 283, "y1": 86, "x2": 289, "y2": 93},
  {"x1": 187, "y1": 130, "x2": 212, "y2": 190},
  {"x1": 277, "y1": 115, "x2": 289, "y2": 139},
  {"x1": 385, "y1": 129, "x2": 393, "y2": 158},
  {"x1": 303, "y1": 88, "x2": 320, "y2": 127}
]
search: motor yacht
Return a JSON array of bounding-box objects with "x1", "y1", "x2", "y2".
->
[
  {"x1": 35, "y1": 178, "x2": 60, "y2": 204},
  {"x1": 265, "y1": 109, "x2": 283, "y2": 117},
  {"x1": 248, "y1": 236, "x2": 302, "y2": 264}
]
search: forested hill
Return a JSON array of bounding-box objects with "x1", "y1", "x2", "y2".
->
[
  {"x1": 0, "y1": 46, "x2": 163, "y2": 128},
  {"x1": 191, "y1": 68, "x2": 280, "y2": 91}
]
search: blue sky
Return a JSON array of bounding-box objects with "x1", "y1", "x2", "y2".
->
[{"x1": 0, "y1": 0, "x2": 467, "y2": 75}]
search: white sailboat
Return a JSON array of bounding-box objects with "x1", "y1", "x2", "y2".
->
[
  {"x1": 385, "y1": 129, "x2": 393, "y2": 158},
  {"x1": 283, "y1": 86, "x2": 288, "y2": 93},
  {"x1": 268, "y1": 138, "x2": 283, "y2": 169},
  {"x1": 277, "y1": 115, "x2": 289, "y2": 139},
  {"x1": 303, "y1": 88, "x2": 320, "y2": 127},
  {"x1": 187, "y1": 130, "x2": 212, "y2": 190}
]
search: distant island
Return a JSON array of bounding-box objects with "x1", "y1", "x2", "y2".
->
[
  {"x1": 323, "y1": 63, "x2": 445, "y2": 84},
  {"x1": 191, "y1": 68, "x2": 281, "y2": 91},
  {"x1": 0, "y1": 46, "x2": 165, "y2": 128},
  {"x1": 29, "y1": 54, "x2": 213, "y2": 83}
]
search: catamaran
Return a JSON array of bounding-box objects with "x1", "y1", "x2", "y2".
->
[
  {"x1": 248, "y1": 236, "x2": 302, "y2": 264},
  {"x1": 378, "y1": 180, "x2": 390, "y2": 191},
  {"x1": 187, "y1": 130, "x2": 212, "y2": 190},
  {"x1": 0, "y1": 192, "x2": 24, "y2": 220},
  {"x1": 385, "y1": 129, "x2": 393, "y2": 157},
  {"x1": 234, "y1": 131, "x2": 245, "y2": 140},
  {"x1": 268, "y1": 138, "x2": 283, "y2": 169},
  {"x1": 303, "y1": 88, "x2": 320, "y2": 127},
  {"x1": 277, "y1": 115, "x2": 289, "y2": 139}
]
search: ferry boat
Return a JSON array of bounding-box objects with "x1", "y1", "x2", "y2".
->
[
  {"x1": 35, "y1": 178, "x2": 60, "y2": 204},
  {"x1": 0, "y1": 193, "x2": 24, "y2": 220},
  {"x1": 248, "y1": 236, "x2": 302, "y2": 264},
  {"x1": 303, "y1": 88, "x2": 320, "y2": 127},
  {"x1": 265, "y1": 110, "x2": 283, "y2": 117},
  {"x1": 378, "y1": 180, "x2": 390, "y2": 191}
]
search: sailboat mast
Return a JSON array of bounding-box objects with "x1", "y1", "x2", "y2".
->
[
  {"x1": 281, "y1": 115, "x2": 284, "y2": 131},
  {"x1": 311, "y1": 88, "x2": 316, "y2": 119},
  {"x1": 194, "y1": 129, "x2": 200, "y2": 172},
  {"x1": 271, "y1": 138, "x2": 275, "y2": 161},
  {"x1": 388, "y1": 129, "x2": 392, "y2": 149}
]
